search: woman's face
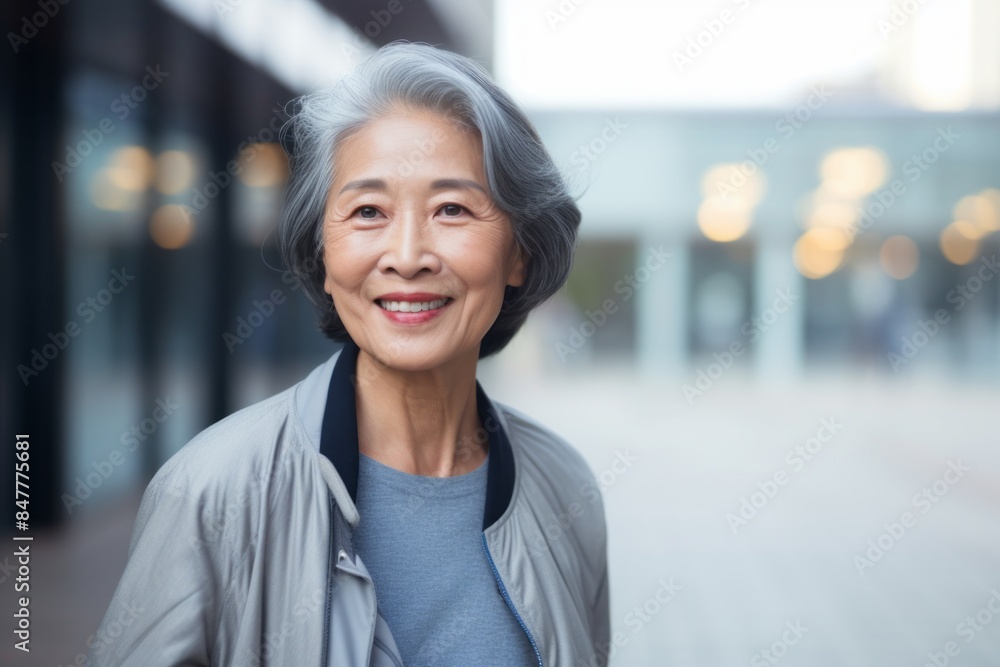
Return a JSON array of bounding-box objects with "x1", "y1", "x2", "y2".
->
[{"x1": 321, "y1": 106, "x2": 525, "y2": 372}]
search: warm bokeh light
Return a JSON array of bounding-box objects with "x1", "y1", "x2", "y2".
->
[
  {"x1": 109, "y1": 145, "x2": 154, "y2": 191},
  {"x1": 89, "y1": 145, "x2": 154, "y2": 211},
  {"x1": 952, "y1": 219, "x2": 985, "y2": 241},
  {"x1": 149, "y1": 204, "x2": 195, "y2": 249},
  {"x1": 939, "y1": 221, "x2": 981, "y2": 265},
  {"x1": 697, "y1": 197, "x2": 753, "y2": 243},
  {"x1": 981, "y1": 188, "x2": 1000, "y2": 223},
  {"x1": 819, "y1": 146, "x2": 889, "y2": 199},
  {"x1": 90, "y1": 169, "x2": 136, "y2": 211},
  {"x1": 697, "y1": 163, "x2": 766, "y2": 243},
  {"x1": 700, "y1": 162, "x2": 767, "y2": 209},
  {"x1": 793, "y1": 228, "x2": 848, "y2": 279},
  {"x1": 804, "y1": 194, "x2": 859, "y2": 231},
  {"x1": 237, "y1": 143, "x2": 289, "y2": 188},
  {"x1": 105, "y1": 166, "x2": 147, "y2": 193},
  {"x1": 155, "y1": 150, "x2": 197, "y2": 195},
  {"x1": 879, "y1": 235, "x2": 920, "y2": 280},
  {"x1": 952, "y1": 192, "x2": 1000, "y2": 235}
]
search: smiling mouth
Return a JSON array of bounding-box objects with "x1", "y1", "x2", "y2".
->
[{"x1": 376, "y1": 297, "x2": 452, "y2": 312}]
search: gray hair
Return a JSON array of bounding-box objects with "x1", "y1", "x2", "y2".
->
[{"x1": 277, "y1": 40, "x2": 581, "y2": 358}]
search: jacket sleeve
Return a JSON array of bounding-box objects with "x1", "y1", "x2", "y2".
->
[
  {"x1": 86, "y1": 478, "x2": 226, "y2": 666},
  {"x1": 588, "y1": 492, "x2": 611, "y2": 655},
  {"x1": 590, "y1": 555, "x2": 611, "y2": 651}
]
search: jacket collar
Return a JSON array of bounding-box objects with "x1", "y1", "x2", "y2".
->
[{"x1": 319, "y1": 337, "x2": 516, "y2": 532}]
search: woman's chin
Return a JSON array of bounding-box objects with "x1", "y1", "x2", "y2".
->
[{"x1": 359, "y1": 337, "x2": 473, "y2": 373}]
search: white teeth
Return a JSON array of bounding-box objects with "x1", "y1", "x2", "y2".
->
[{"x1": 378, "y1": 298, "x2": 449, "y2": 312}]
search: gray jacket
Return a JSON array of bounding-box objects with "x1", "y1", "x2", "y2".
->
[{"x1": 88, "y1": 339, "x2": 610, "y2": 666}]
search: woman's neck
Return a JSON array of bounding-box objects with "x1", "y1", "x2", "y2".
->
[{"x1": 354, "y1": 346, "x2": 488, "y2": 477}]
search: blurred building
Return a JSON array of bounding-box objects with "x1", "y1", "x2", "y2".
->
[
  {"x1": 534, "y1": 110, "x2": 1000, "y2": 381},
  {"x1": 2, "y1": 0, "x2": 998, "y2": 526}
]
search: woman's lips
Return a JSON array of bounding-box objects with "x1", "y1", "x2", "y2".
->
[{"x1": 376, "y1": 297, "x2": 453, "y2": 324}]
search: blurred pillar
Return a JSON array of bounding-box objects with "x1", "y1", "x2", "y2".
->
[
  {"x1": 207, "y1": 53, "x2": 239, "y2": 423},
  {"x1": 2, "y1": 0, "x2": 68, "y2": 529},
  {"x1": 137, "y1": 0, "x2": 168, "y2": 481},
  {"x1": 753, "y1": 235, "x2": 804, "y2": 379},
  {"x1": 636, "y1": 235, "x2": 688, "y2": 378}
]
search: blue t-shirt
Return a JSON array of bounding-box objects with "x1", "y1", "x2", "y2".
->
[{"x1": 352, "y1": 450, "x2": 538, "y2": 666}]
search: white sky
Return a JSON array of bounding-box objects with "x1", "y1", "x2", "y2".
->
[
  {"x1": 160, "y1": 0, "x2": 985, "y2": 110},
  {"x1": 494, "y1": 0, "x2": 974, "y2": 109}
]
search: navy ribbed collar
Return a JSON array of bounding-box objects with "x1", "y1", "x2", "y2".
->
[{"x1": 319, "y1": 337, "x2": 516, "y2": 531}]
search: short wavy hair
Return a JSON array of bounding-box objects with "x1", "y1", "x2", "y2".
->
[{"x1": 277, "y1": 40, "x2": 581, "y2": 358}]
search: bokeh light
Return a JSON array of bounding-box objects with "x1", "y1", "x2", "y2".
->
[
  {"x1": 879, "y1": 235, "x2": 920, "y2": 279},
  {"x1": 237, "y1": 143, "x2": 289, "y2": 188},
  {"x1": 697, "y1": 163, "x2": 766, "y2": 242},
  {"x1": 155, "y1": 150, "x2": 197, "y2": 195},
  {"x1": 819, "y1": 146, "x2": 889, "y2": 200},
  {"x1": 149, "y1": 204, "x2": 195, "y2": 249},
  {"x1": 939, "y1": 220, "x2": 981, "y2": 265},
  {"x1": 793, "y1": 228, "x2": 849, "y2": 279}
]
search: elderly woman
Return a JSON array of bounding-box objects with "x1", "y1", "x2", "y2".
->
[{"x1": 90, "y1": 41, "x2": 609, "y2": 667}]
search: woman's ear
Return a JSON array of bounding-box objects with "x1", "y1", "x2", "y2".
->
[
  {"x1": 507, "y1": 243, "x2": 527, "y2": 288},
  {"x1": 322, "y1": 255, "x2": 335, "y2": 296}
]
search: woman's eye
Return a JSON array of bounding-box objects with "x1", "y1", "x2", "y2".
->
[
  {"x1": 440, "y1": 204, "x2": 465, "y2": 217},
  {"x1": 355, "y1": 206, "x2": 380, "y2": 219}
]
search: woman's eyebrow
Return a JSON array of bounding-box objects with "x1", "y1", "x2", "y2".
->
[
  {"x1": 336, "y1": 178, "x2": 487, "y2": 196},
  {"x1": 429, "y1": 178, "x2": 487, "y2": 194},
  {"x1": 338, "y1": 178, "x2": 385, "y2": 196}
]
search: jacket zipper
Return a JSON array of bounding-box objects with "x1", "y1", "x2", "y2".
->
[
  {"x1": 320, "y1": 493, "x2": 335, "y2": 667},
  {"x1": 372, "y1": 635, "x2": 404, "y2": 667},
  {"x1": 481, "y1": 533, "x2": 543, "y2": 666}
]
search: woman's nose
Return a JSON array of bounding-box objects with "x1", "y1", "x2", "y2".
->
[{"x1": 377, "y1": 210, "x2": 441, "y2": 278}]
